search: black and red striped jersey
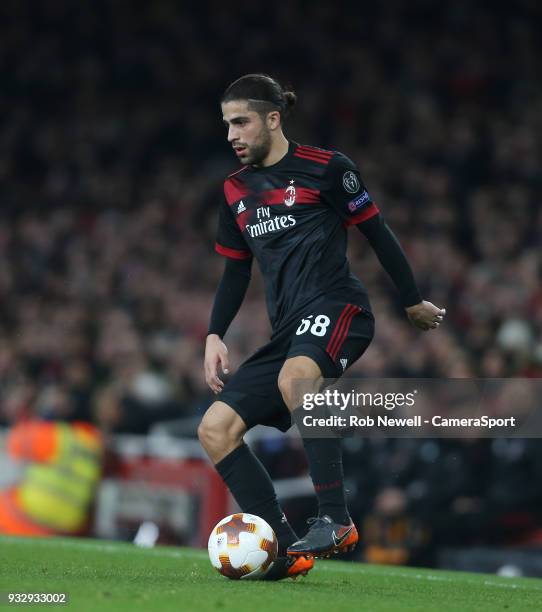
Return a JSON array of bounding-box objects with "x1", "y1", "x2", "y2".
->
[{"x1": 215, "y1": 141, "x2": 380, "y2": 332}]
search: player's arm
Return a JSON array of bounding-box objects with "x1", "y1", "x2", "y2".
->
[
  {"x1": 206, "y1": 194, "x2": 253, "y2": 393},
  {"x1": 324, "y1": 153, "x2": 445, "y2": 331},
  {"x1": 206, "y1": 257, "x2": 252, "y2": 393},
  {"x1": 356, "y1": 215, "x2": 445, "y2": 330}
]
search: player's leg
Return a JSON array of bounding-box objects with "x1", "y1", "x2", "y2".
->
[
  {"x1": 198, "y1": 400, "x2": 246, "y2": 464},
  {"x1": 277, "y1": 356, "x2": 357, "y2": 557},
  {"x1": 278, "y1": 301, "x2": 375, "y2": 557},
  {"x1": 278, "y1": 356, "x2": 349, "y2": 524},
  {"x1": 198, "y1": 400, "x2": 296, "y2": 553},
  {"x1": 199, "y1": 398, "x2": 313, "y2": 580},
  {"x1": 199, "y1": 330, "x2": 318, "y2": 577}
]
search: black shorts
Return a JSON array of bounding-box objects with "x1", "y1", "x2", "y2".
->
[{"x1": 217, "y1": 294, "x2": 375, "y2": 432}]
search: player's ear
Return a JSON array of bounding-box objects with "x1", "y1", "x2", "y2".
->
[{"x1": 266, "y1": 111, "x2": 281, "y2": 131}]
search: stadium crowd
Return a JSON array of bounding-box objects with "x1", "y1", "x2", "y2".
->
[{"x1": 0, "y1": 0, "x2": 541, "y2": 559}]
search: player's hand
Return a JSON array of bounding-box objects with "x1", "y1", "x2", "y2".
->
[
  {"x1": 204, "y1": 334, "x2": 230, "y2": 394},
  {"x1": 405, "y1": 300, "x2": 446, "y2": 331}
]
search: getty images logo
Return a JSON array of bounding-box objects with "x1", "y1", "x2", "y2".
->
[{"x1": 246, "y1": 206, "x2": 296, "y2": 238}]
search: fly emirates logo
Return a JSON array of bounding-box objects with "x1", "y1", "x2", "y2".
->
[{"x1": 246, "y1": 205, "x2": 296, "y2": 238}]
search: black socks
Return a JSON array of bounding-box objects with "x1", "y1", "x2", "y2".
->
[
  {"x1": 214, "y1": 435, "x2": 349, "y2": 556},
  {"x1": 215, "y1": 443, "x2": 298, "y2": 555},
  {"x1": 301, "y1": 436, "x2": 350, "y2": 524}
]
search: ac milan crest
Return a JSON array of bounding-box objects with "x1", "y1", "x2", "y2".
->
[{"x1": 284, "y1": 180, "x2": 296, "y2": 207}]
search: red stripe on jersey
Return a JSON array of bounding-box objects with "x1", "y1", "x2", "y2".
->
[
  {"x1": 326, "y1": 305, "x2": 355, "y2": 359},
  {"x1": 294, "y1": 187, "x2": 321, "y2": 204},
  {"x1": 215, "y1": 242, "x2": 252, "y2": 260},
  {"x1": 345, "y1": 203, "x2": 380, "y2": 226},
  {"x1": 294, "y1": 151, "x2": 332, "y2": 165},
  {"x1": 260, "y1": 187, "x2": 321, "y2": 205},
  {"x1": 296, "y1": 145, "x2": 333, "y2": 159},
  {"x1": 332, "y1": 305, "x2": 361, "y2": 360},
  {"x1": 224, "y1": 177, "x2": 250, "y2": 206},
  {"x1": 328, "y1": 305, "x2": 361, "y2": 360}
]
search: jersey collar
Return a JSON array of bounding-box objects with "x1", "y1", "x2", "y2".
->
[{"x1": 250, "y1": 140, "x2": 296, "y2": 172}]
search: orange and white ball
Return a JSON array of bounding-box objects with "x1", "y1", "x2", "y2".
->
[{"x1": 208, "y1": 513, "x2": 278, "y2": 580}]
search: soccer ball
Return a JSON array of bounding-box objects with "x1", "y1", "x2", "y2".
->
[{"x1": 208, "y1": 513, "x2": 278, "y2": 579}]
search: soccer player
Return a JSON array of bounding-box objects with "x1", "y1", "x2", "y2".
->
[{"x1": 199, "y1": 74, "x2": 446, "y2": 580}]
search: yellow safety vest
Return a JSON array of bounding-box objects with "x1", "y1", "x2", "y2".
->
[{"x1": 17, "y1": 423, "x2": 102, "y2": 532}]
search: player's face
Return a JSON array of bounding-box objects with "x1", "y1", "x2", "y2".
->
[{"x1": 221, "y1": 100, "x2": 272, "y2": 165}]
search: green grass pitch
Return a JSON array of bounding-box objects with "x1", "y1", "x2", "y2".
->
[{"x1": 1, "y1": 536, "x2": 541, "y2": 611}]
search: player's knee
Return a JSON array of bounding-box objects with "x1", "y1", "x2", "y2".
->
[
  {"x1": 277, "y1": 371, "x2": 294, "y2": 408},
  {"x1": 197, "y1": 412, "x2": 227, "y2": 451},
  {"x1": 197, "y1": 417, "x2": 212, "y2": 451},
  {"x1": 198, "y1": 402, "x2": 246, "y2": 455},
  {"x1": 278, "y1": 358, "x2": 323, "y2": 410},
  {"x1": 278, "y1": 369, "x2": 309, "y2": 410}
]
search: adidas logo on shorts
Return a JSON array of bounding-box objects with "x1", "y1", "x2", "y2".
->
[{"x1": 340, "y1": 358, "x2": 348, "y2": 371}]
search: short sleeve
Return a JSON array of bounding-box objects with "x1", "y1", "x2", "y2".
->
[
  {"x1": 215, "y1": 197, "x2": 252, "y2": 260},
  {"x1": 323, "y1": 153, "x2": 380, "y2": 226}
]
